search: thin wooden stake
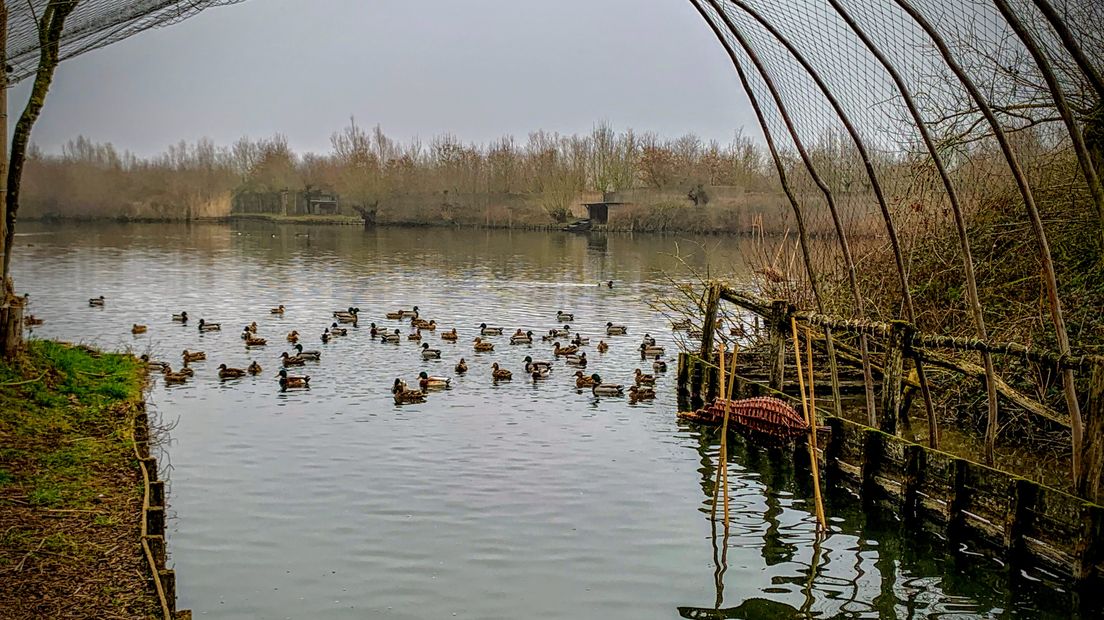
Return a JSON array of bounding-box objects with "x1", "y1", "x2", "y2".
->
[
  {"x1": 792, "y1": 318, "x2": 827, "y2": 532},
  {"x1": 805, "y1": 327, "x2": 827, "y2": 533}
]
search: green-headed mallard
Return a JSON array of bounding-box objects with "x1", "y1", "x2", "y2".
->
[
  {"x1": 596, "y1": 340, "x2": 609, "y2": 353},
  {"x1": 510, "y1": 330, "x2": 534, "y2": 345},
  {"x1": 248, "y1": 361, "x2": 263, "y2": 375},
  {"x1": 334, "y1": 307, "x2": 360, "y2": 320},
  {"x1": 653, "y1": 356, "x2": 668, "y2": 373},
  {"x1": 182, "y1": 349, "x2": 206, "y2": 363},
  {"x1": 441, "y1": 328, "x2": 459, "y2": 341},
  {"x1": 421, "y1": 343, "x2": 442, "y2": 359},
  {"x1": 381, "y1": 329, "x2": 401, "y2": 343},
  {"x1": 88, "y1": 295, "x2": 105, "y2": 307},
  {"x1": 418, "y1": 371, "x2": 451, "y2": 391},
  {"x1": 590, "y1": 373, "x2": 624, "y2": 397},
  {"x1": 634, "y1": 368, "x2": 656, "y2": 386},
  {"x1": 280, "y1": 351, "x2": 306, "y2": 366},
  {"x1": 218, "y1": 364, "x2": 247, "y2": 380},
  {"x1": 640, "y1": 343, "x2": 665, "y2": 358},
  {"x1": 369, "y1": 323, "x2": 380, "y2": 336},
  {"x1": 278, "y1": 368, "x2": 310, "y2": 390},
  {"x1": 329, "y1": 323, "x2": 348, "y2": 336},
  {"x1": 480, "y1": 323, "x2": 503, "y2": 336},
  {"x1": 552, "y1": 342, "x2": 578, "y2": 357},
  {"x1": 455, "y1": 358, "x2": 468, "y2": 373},
  {"x1": 574, "y1": 370, "x2": 596, "y2": 388},
  {"x1": 198, "y1": 319, "x2": 221, "y2": 332},
  {"x1": 570, "y1": 333, "x2": 589, "y2": 346},
  {"x1": 491, "y1": 362, "x2": 512, "y2": 381},
  {"x1": 551, "y1": 325, "x2": 570, "y2": 337},
  {"x1": 628, "y1": 385, "x2": 656, "y2": 401},
  {"x1": 473, "y1": 337, "x2": 495, "y2": 352},
  {"x1": 271, "y1": 304, "x2": 285, "y2": 315},
  {"x1": 131, "y1": 324, "x2": 148, "y2": 335},
  {"x1": 605, "y1": 322, "x2": 627, "y2": 336},
  {"x1": 401, "y1": 306, "x2": 420, "y2": 318},
  {"x1": 524, "y1": 356, "x2": 552, "y2": 374},
  {"x1": 294, "y1": 344, "x2": 320, "y2": 360},
  {"x1": 556, "y1": 311, "x2": 574, "y2": 322},
  {"x1": 172, "y1": 311, "x2": 188, "y2": 323}
]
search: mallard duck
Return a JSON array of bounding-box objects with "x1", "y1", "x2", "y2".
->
[
  {"x1": 605, "y1": 322, "x2": 627, "y2": 336},
  {"x1": 162, "y1": 367, "x2": 189, "y2": 384},
  {"x1": 606, "y1": 280, "x2": 614, "y2": 288},
  {"x1": 590, "y1": 374, "x2": 624, "y2": 396},
  {"x1": 480, "y1": 323, "x2": 503, "y2": 336},
  {"x1": 628, "y1": 385, "x2": 656, "y2": 401},
  {"x1": 270, "y1": 304, "x2": 285, "y2": 315},
  {"x1": 286, "y1": 331, "x2": 299, "y2": 343},
  {"x1": 248, "y1": 361, "x2": 262, "y2": 375},
  {"x1": 421, "y1": 343, "x2": 442, "y2": 359},
  {"x1": 278, "y1": 368, "x2": 310, "y2": 390},
  {"x1": 334, "y1": 307, "x2": 360, "y2": 321},
  {"x1": 178, "y1": 364, "x2": 195, "y2": 377},
  {"x1": 570, "y1": 333, "x2": 589, "y2": 346},
  {"x1": 596, "y1": 340, "x2": 609, "y2": 353},
  {"x1": 541, "y1": 330, "x2": 559, "y2": 342},
  {"x1": 418, "y1": 371, "x2": 451, "y2": 390},
  {"x1": 688, "y1": 329, "x2": 704, "y2": 340},
  {"x1": 653, "y1": 356, "x2": 668, "y2": 373},
  {"x1": 321, "y1": 330, "x2": 331, "y2": 344},
  {"x1": 392, "y1": 379, "x2": 426, "y2": 403},
  {"x1": 182, "y1": 350, "x2": 206, "y2": 363},
  {"x1": 369, "y1": 323, "x2": 380, "y2": 336},
  {"x1": 641, "y1": 333, "x2": 656, "y2": 346},
  {"x1": 531, "y1": 368, "x2": 550, "y2": 381},
  {"x1": 729, "y1": 326, "x2": 747, "y2": 337},
  {"x1": 198, "y1": 319, "x2": 221, "y2": 332},
  {"x1": 441, "y1": 328, "x2": 459, "y2": 341},
  {"x1": 510, "y1": 330, "x2": 534, "y2": 345},
  {"x1": 556, "y1": 311, "x2": 575, "y2": 322},
  {"x1": 280, "y1": 351, "x2": 306, "y2": 366},
  {"x1": 140, "y1": 354, "x2": 169, "y2": 372},
  {"x1": 523, "y1": 356, "x2": 552, "y2": 374},
  {"x1": 329, "y1": 323, "x2": 348, "y2": 336},
  {"x1": 491, "y1": 362, "x2": 512, "y2": 381},
  {"x1": 294, "y1": 344, "x2": 321, "y2": 360},
  {"x1": 381, "y1": 329, "x2": 401, "y2": 343},
  {"x1": 551, "y1": 325, "x2": 571, "y2": 337},
  {"x1": 455, "y1": 358, "x2": 468, "y2": 373},
  {"x1": 245, "y1": 334, "x2": 267, "y2": 347},
  {"x1": 634, "y1": 368, "x2": 656, "y2": 386},
  {"x1": 640, "y1": 344, "x2": 665, "y2": 358},
  {"x1": 473, "y1": 337, "x2": 495, "y2": 352},
  {"x1": 385, "y1": 310, "x2": 404, "y2": 320},
  {"x1": 671, "y1": 319, "x2": 692, "y2": 331},
  {"x1": 218, "y1": 364, "x2": 247, "y2": 379},
  {"x1": 23, "y1": 315, "x2": 44, "y2": 326},
  {"x1": 552, "y1": 342, "x2": 578, "y2": 356},
  {"x1": 131, "y1": 324, "x2": 148, "y2": 335},
  {"x1": 88, "y1": 295, "x2": 105, "y2": 307},
  {"x1": 565, "y1": 352, "x2": 588, "y2": 367},
  {"x1": 172, "y1": 311, "x2": 188, "y2": 323},
  {"x1": 408, "y1": 329, "x2": 423, "y2": 341},
  {"x1": 401, "y1": 306, "x2": 420, "y2": 318},
  {"x1": 413, "y1": 318, "x2": 437, "y2": 331},
  {"x1": 574, "y1": 370, "x2": 596, "y2": 388},
  {"x1": 246, "y1": 322, "x2": 259, "y2": 334}
]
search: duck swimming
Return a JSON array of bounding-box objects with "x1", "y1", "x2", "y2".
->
[
  {"x1": 596, "y1": 340, "x2": 609, "y2": 353},
  {"x1": 634, "y1": 368, "x2": 656, "y2": 386},
  {"x1": 182, "y1": 350, "x2": 206, "y2": 363},
  {"x1": 421, "y1": 343, "x2": 442, "y2": 359},
  {"x1": 392, "y1": 379, "x2": 426, "y2": 403},
  {"x1": 510, "y1": 330, "x2": 534, "y2": 345},
  {"x1": 278, "y1": 368, "x2": 310, "y2": 390},
  {"x1": 270, "y1": 304, "x2": 285, "y2": 315},
  {"x1": 640, "y1": 343, "x2": 665, "y2": 358},
  {"x1": 455, "y1": 358, "x2": 468, "y2": 373},
  {"x1": 590, "y1": 373, "x2": 624, "y2": 396},
  {"x1": 552, "y1": 342, "x2": 578, "y2": 357},
  {"x1": 628, "y1": 385, "x2": 656, "y2": 401},
  {"x1": 524, "y1": 356, "x2": 552, "y2": 374},
  {"x1": 218, "y1": 364, "x2": 247, "y2": 380},
  {"x1": 418, "y1": 371, "x2": 451, "y2": 390},
  {"x1": 652, "y1": 356, "x2": 668, "y2": 373},
  {"x1": 248, "y1": 361, "x2": 263, "y2": 375},
  {"x1": 381, "y1": 329, "x2": 401, "y2": 343},
  {"x1": 329, "y1": 323, "x2": 348, "y2": 336},
  {"x1": 198, "y1": 319, "x2": 221, "y2": 332},
  {"x1": 565, "y1": 352, "x2": 587, "y2": 367},
  {"x1": 131, "y1": 324, "x2": 147, "y2": 335},
  {"x1": 244, "y1": 333, "x2": 267, "y2": 347},
  {"x1": 294, "y1": 343, "x2": 321, "y2": 360},
  {"x1": 480, "y1": 323, "x2": 504, "y2": 336},
  {"x1": 280, "y1": 351, "x2": 306, "y2": 366},
  {"x1": 556, "y1": 311, "x2": 575, "y2": 322},
  {"x1": 473, "y1": 337, "x2": 495, "y2": 352},
  {"x1": 88, "y1": 295, "x2": 105, "y2": 307},
  {"x1": 172, "y1": 311, "x2": 188, "y2": 323},
  {"x1": 440, "y1": 328, "x2": 459, "y2": 341},
  {"x1": 574, "y1": 370, "x2": 596, "y2": 388},
  {"x1": 491, "y1": 363, "x2": 512, "y2": 381},
  {"x1": 605, "y1": 322, "x2": 627, "y2": 336}
]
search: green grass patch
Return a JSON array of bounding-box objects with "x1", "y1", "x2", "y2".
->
[{"x1": 0, "y1": 340, "x2": 144, "y2": 510}]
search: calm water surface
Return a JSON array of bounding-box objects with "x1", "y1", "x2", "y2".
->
[{"x1": 13, "y1": 222, "x2": 1082, "y2": 619}]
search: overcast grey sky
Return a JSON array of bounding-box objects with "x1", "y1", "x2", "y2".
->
[{"x1": 11, "y1": 0, "x2": 756, "y2": 157}]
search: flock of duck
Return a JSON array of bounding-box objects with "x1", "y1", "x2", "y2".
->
[{"x1": 103, "y1": 297, "x2": 672, "y2": 403}]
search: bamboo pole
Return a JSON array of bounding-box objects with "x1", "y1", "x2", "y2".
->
[{"x1": 795, "y1": 321, "x2": 827, "y2": 532}]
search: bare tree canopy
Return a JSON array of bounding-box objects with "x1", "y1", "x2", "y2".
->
[{"x1": 4, "y1": 0, "x2": 244, "y2": 83}]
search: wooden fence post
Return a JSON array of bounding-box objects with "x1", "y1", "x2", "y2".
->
[
  {"x1": 768, "y1": 300, "x2": 788, "y2": 393},
  {"x1": 878, "y1": 320, "x2": 908, "y2": 436},
  {"x1": 699, "y1": 282, "x2": 721, "y2": 362},
  {"x1": 1079, "y1": 361, "x2": 1104, "y2": 502}
]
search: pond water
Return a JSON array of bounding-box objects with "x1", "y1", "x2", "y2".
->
[{"x1": 12, "y1": 222, "x2": 1087, "y2": 619}]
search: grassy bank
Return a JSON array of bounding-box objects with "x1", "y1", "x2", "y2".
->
[{"x1": 0, "y1": 341, "x2": 158, "y2": 618}]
